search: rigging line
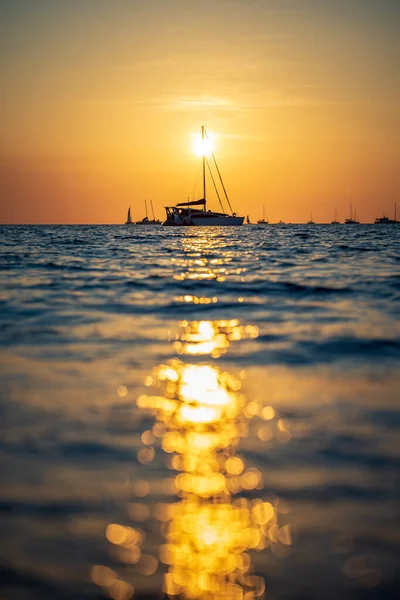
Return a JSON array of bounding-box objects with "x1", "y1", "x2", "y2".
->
[
  {"x1": 204, "y1": 128, "x2": 234, "y2": 214},
  {"x1": 206, "y1": 158, "x2": 225, "y2": 213},
  {"x1": 211, "y1": 149, "x2": 233, "y2": 214}
]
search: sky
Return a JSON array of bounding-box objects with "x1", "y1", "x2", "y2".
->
[{"x1": 1, "y1": 0, "x2": 399, "y2": 224}]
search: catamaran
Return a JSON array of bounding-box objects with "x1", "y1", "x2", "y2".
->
[
  {"x1": 307, "y1": 212, "x2": 315, "y2": 224},
  {"x1": 125, "y1": 206, "x2": 134, "y2": 225},
  {"x1": 257, "y1": 206, "x2": 269, "y2": 225},
  {"x1": 136, "y1": 199, "x2": 161, "y2": 225},
  {"x1": 162, "y1": 126, "x2": 244, "y2": 226}
]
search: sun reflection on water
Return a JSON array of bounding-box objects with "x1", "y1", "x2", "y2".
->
[
  {"x1": 171, "y1": 232, "x2": 246, "y2": 283},
  {"x1": 94, "y1": 319, "x2": 290, "y2": 599},
  {"x1": 174, "y1": 319, "x2": 259, "y2": 358}
]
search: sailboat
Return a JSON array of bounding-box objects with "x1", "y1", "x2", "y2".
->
[
  {"x1": 375, "y1": 203, "x2": 399, "y2": 224},
  {"x1": 136, "y1": 199, "x2": 161, "y2": 225},
  {"x1": 149, "y1": 200, "x2": 161, "y2": 224},
  {"x1": 331, "y1": 209, "x2": 340, "y2": 224},
  {"x1": 246, "y1": 215, "x2": 251, "y2": 224},
  {"x1": 257, "y1": 206, "x2": 269, "y2": 225},
  {"x1": 125, "y1": 206, "x2": 134, "y2": 225},
  {"x1": 307, "y1": 212, "x2": 315, "y2": 224},
  {"x1": 345, "y1": 203, "x2": 360, "y2": 224},
  {"x1": 162, "y1": 126, "x2": 244, "y2": 226}
]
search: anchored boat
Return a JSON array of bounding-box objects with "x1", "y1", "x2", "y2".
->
[
  {"x1": 163, "y1": 127, "x2": 244, "y2": 226},
  {"x1": 375, "y1": 203, "x2": 399, "y2": 224},
  {"x1": 345, "y1": 203, "x2": 360, "y2": 224},
  {"x1": 257, "y1": 206, "x2": 269, "y2": 225},
  {"x1": 136, "y1": 199, "x2": 161, "y2": 225},
  {"x1": 331, "y1": 209, "x2": 340, "y2": 224},
  {"x1": 125, "y1": 206, "x2": 134, "y2": 225}
]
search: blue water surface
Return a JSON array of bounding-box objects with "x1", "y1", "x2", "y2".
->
[{"x1": 0, "y1": 224, "x2": 399, "y2": 600}]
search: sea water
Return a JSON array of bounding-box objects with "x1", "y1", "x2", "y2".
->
[{"x1": 0, "y1": 224, "x2": 399, "y2": 600}]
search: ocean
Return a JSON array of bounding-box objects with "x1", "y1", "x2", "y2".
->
[{"x1": 0, "y1": 224, "x2": 399, "y2": 600}]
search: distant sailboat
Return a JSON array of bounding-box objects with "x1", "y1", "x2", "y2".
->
[
  {"x1": 345, "y1": 203, "x2": 360, "y2": 224},
  {"x1": 125, "y1": 206, "x2": 134, "y2": 225},
  {"x1": 331, "y1": 209, "x2": 340, "y2": 224},
  {"x1": 257, "y1": 206, "x2": 269, "y2": 225},
  {"x1": 246, "y1": 215, "x2": 251, "y2": 224},
  {"x1": 136, "y1": 199, "x2": 161, "y2": 225},
  {"x1": 307, "y1": 212, "x2": 315, "y2": 224},
  {"x1": 149, "y1": 199, "x2": 161, "y2": 224}
]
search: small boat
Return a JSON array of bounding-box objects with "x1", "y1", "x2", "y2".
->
[
  {"x1": 331, "y1": 209, "x2": 340, "y2": 224},
  {"x1": 307, "y1": 212, "x2": 315, "y2": 224},
  {"x1": 375, "y1": 203, "x2": 399, "y2": 224},
  {"x1": 125, "y1": 206, "x2": 134, "y2": 225},
  {"x1": 257, "y1": 206, "x2": 269, "y2": 225},
  {"x1": 344, "y1": 203, "x2": 360, "y2": 224},
  {"x1": 276, "y1": 220, "x2": 286, "y2": 225},
  {"x1": 375, "y1": 215, "x2": 394, "y2": 224},
  {"x1": 163, "y1": 126, "x2": 244, "y2": 227},
  {"x1": 136, "y1": 199, "x2": 161, "y2": 225}
]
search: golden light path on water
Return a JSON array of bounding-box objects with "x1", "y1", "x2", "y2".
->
[
  {"x1": 171, "y1": 233, "x2": 248, "y2": 284},
  {"x1": 93, "y1": 319, "x2": 292, "y2": 600}
]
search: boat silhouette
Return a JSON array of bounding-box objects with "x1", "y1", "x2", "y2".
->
[
  {"x1": 136, "y1": 199, "x2": 161, "y2": 225},
  {"x1": 345, "y1": 203, "x2": 360, "y2": 224},
  {"x1": 331, "y1": 209, "x2": 340, "y2": 224},
  {"x1": 125, "y1": 206, "x2": 134, "y2": 225},
  {"x1": 257, "y1": 206, "x2": 269, "y2": 225},
  {"x1": 375, "y1": 203, "x2": 399, "y2": 224},
  {"x1": 163, "y1": 126, "x2": 244, "y2": 226}
]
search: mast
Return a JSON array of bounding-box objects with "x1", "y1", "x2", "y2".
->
[
  {"x1": 202, "y1": 126, "x2": 206, "y2": 208},
  {"x1": 150, "y1": 199, "x2": 155, "y2": 221},
  {"x1": 145, "y1": 199, "x2": 148, "y2": 219},
  {"x1": 350, "y1": 203, "x2": 353, "y2": 220},
  {"x1": 263, "y1": 205, "x2": 265, "y2": 220}
]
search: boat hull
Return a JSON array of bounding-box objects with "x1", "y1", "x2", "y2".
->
[
  {"x1": 163, "y1": 215, "x2": 244, "y2": 226},
  {"x1": 135, "y1": 221, "x2": 161, "y2": 225}
]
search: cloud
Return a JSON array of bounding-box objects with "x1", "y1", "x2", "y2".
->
[{"x1": 165, "y1": 96, "x2": 236, "y2": 111}]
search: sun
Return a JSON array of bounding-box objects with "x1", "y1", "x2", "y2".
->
[{"x1": 192, "y1": 131, "x2": 214, "y2": 157}]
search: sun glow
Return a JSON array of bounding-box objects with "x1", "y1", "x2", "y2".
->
[{"x1": 192, "y1": 132, "x2": 214, "y2": 157}]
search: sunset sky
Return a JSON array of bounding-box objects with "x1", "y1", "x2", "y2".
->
[{"x1": 1, "y1": 0, "x2": 399, "y2": 224}]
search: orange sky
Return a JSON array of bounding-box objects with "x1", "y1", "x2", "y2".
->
[{"x1": 1, "y1": 0, "x2": 399, "y2": 224}]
